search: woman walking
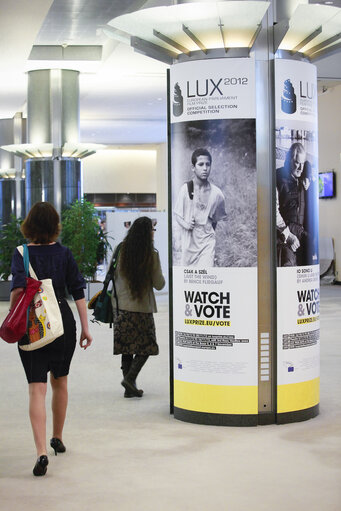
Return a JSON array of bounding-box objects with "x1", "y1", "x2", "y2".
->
[
  {"x1": 9, "y1": 202, "x2": 93, "y2": 476},
  {"x1": 111, "y1": 216, "x2": 165, "y2": 398}
]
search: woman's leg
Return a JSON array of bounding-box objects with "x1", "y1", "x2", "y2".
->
[
  {"x1": 131, "y1": 355, "x2": 149, "y2": 381},
  {"x1": 121, "y1": 355, "x2": 149, "y2": 397},
  {"x1": 121, "y1": 354, "x2": 133, "y2": 377},
  {"x1": 121, "y1": 354, "x2": 134, "y2": 397},
  {"x1": 50, "y1": 374, "x2": 68, "y2": 440},
  {"x1": 28, "y1": 382, "x2": 47, "y2": 456}
]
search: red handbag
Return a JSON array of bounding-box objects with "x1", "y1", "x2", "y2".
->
[{"x1": 0, "y1": 277, "x2": 42, "y2": 343}]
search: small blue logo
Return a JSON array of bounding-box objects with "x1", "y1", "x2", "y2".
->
[
  {"x1": 281, "y1": 79, "x2": 297, "y2": 114},
  {"x1": 288, "y1": 366, "x2": 294, "y2": 372}
]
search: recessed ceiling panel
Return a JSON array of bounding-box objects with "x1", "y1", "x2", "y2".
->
[
  {"x1": 279, "y1": 4, "x2": 341, "y2": 54},
  {"x1": 108, "y1": 1, "x2": 270, "y2": 53}
]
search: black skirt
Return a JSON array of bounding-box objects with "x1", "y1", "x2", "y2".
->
[
  {"x1": 113, "y1": 310, "x2": 159, "y2": 356},
  {"x1": 18, "y1": 298, "x2": 77, "y2": 383}
]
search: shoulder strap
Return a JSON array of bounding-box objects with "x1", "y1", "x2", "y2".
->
[
  {"x1": 102, "y1": 242, "x2": 122, "y2": 314},
  {"x1": 17, "y1": 245, "x2": 39, "y2": 280},
  {"x1": 112, "y1": 242, "x2": 122, "y2": 269},
  {"x1": 186, "y1": 180, "x2": 194, "y2": 200},
  {"x1": 108, "y1": 242, "x2": 122, "y2": 279}
]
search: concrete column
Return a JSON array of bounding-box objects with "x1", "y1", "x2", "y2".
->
[
  {"x1": 274, "y1": 0, "x2": 308, "y2": 22},
  {"x1": 26, "y1": 69, "x2": 82, "y2": 214},
  {"x1": 0, "y1": 116, "x2": 25, "y2": 224},
  {"x1": 27, "y1": 69, "x2": 79, "y2": 147},
  {"x1": 13, "y1": 112, "x2": 24, "y2": 218},
  {"x1": 25, "y1": 158, "x2": 81, "y2": 213}
]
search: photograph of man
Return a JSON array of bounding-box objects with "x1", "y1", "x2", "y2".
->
[
  {"x1": 276, "y1": 142, "x2": 316, "y2": 267},
  {"x1": 174, "y1": 148, "x2": 227, "y2": 267}
]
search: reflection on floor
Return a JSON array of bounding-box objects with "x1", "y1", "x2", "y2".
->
[{"x1": 0, "y1": 286, "x2": 340, "y2": 511}]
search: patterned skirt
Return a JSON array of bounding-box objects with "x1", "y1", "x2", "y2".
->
[{"x1": 113, "y1": 310, "x2": 159, "y2": 356}]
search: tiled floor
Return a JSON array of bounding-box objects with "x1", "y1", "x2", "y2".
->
[{"x1": 0, "y1": 286, "x2": 340, "y2": 511}]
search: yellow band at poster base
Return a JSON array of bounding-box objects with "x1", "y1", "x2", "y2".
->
[
  {"x1": 174, "y1": 380, "x2": 258, "y2": 415},
  {"x1": 175, "y1": 378, "x2": 319, "y2": 415},
  {"x1": 277, "y1": 377, "x2": 320, "y2": 414}
]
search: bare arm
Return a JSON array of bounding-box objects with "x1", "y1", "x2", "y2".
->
[
  {"x1": 175, "y1": 213, "x2": 195, "y2": 231},
  {"x1": 75, "y1": 297, "x2": 93, "y2": 349}
]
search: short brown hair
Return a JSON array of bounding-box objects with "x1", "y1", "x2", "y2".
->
[{"x1": 21, "y1": 202, "x2": 61, "y2": 244}]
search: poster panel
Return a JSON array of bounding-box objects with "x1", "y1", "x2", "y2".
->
[
  {"x1": 170, "y1": 58, "x2": 258, "y2": 416},
  {"x1": 106, "y1": 210, "x2": 168, "y2": 293},
  {"x1": 275, "y1": 59, "x2": 320, "y2": 414}
]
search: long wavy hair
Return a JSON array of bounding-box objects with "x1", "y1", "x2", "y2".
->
[{"x1": 119, "y1": 216, "x2": 154, "y2": 300}]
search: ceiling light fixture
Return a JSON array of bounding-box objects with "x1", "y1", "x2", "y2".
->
[
  {"x1": 0, "y1": 169, "x2": 17, "y2": 178},
  {"x1": 0, "y1": 143, "x2": 106, "y2": 160},
  {"x1": 106, "y1": 1, "x2": 270, "y2": 64},
  {"x1": 105, "y1": 1, "x2": 341, "y2": 63}
]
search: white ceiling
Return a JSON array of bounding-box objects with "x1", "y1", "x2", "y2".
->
[
  {"x1": 0, "y1": 0, "x2": 169, "y2": 144},
  {"x1": 0, "y1": 0, "x2": 341, "y2": 146}
]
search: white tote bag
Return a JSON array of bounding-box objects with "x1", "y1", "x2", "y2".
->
[{"x1": 17, "y1": 245, "x2": 64, "y2": 351}]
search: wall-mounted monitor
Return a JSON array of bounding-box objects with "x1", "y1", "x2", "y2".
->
[{"x1": 319, "y1": 171, "x2": 336, "y2": 199}]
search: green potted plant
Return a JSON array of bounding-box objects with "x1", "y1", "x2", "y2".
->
[
  {"x1": 61, "y1": 199, "x2": 111, "y2": 298},
  {"x1": 0, "y1": 215, "x2": 26, "y2": 300},
  {"x1": 96, "y1": 221, "x2": 112, "y2": 266}
]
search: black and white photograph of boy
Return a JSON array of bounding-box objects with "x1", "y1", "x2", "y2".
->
[{"x1": 171, "y1": 118, "x2": 257, "y2": 268}]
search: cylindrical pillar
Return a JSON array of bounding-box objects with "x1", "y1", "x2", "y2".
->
[
  {"x1": 13, "y1": 112, "x2": 25, "y2": 219},
  {"x1": 0, "y1": 179, "x2": 16, "y2": 225},
  {"x1": 0, "y1": 178, "x2": 25, "y2": 225},
  {"x1": 170, "y1": 57, "x2": 259, "y2": 426},
  {"x1": 27, "y1": 69, "x2": 80, "y2": 148},
  {"x1": 27, "y1": 70, "x2": 51, "y2": 145},
  {"x1": 26, "y1": 69, "x2": 81, "y2": 213},
  {"x1": 274, "y1": 0, "x2": 307, "y2": 21},
  {"x1": 25, "y1": 158, "x2": 81, "y2": 212},
  {"x1": 0, "y1": 116, "x2": 25, "y2": 224},
  {"x1": 166, "y1": 4, "x2": 319, "y2": 426}
]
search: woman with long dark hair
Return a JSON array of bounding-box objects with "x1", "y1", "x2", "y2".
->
[
  {"x1": 9, "y1": 202, "x2": 93, "y2": 477},
  {"x1": 111, "y1": 216, "x2": 165, "y2": 398}
]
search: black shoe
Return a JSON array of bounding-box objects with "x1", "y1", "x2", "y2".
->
[
  {"x1": 121, "y1": 378, "x2": 143, "y2": 397},
  {"x1": 50, "y1": 438, "x2": 66, "y2": 456},
  {"x1": 124, "y1": 387, "x2": 144, "y2": 398},
  {"x1": 33, "y1": 455, "x2": 48, "y2": 476}
]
